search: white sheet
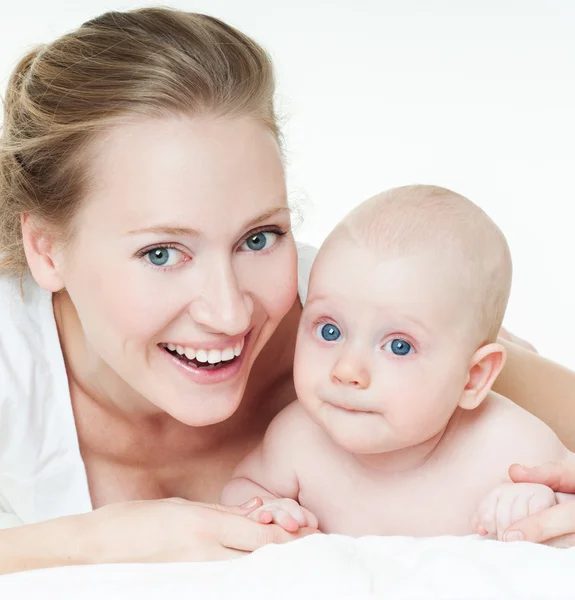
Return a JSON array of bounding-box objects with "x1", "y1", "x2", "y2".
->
[{"x1": 1, "y1": 534, "x2": 574, "y2": 599}]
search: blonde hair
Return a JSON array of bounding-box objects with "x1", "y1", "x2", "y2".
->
[
  {"x1": 0, "y1": 7, "x2": 279, "y2": 275},
  {"x1": 340, "y1": 184, "x2": 512, "y2": 344}
]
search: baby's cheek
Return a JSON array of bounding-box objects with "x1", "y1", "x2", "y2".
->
[
  {"x1": 293, "y1": 341, "x2": 319, "y2": 398},
  {"x1": 384, "y1": 389, "x2": 437, "y2": 435}
]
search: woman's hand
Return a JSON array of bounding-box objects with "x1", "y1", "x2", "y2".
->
[
  {"x1": 0, "y1": 497, "x2": 318, "y2": 573},
  {"x1": 503, "y1": 460, "x2": 575, "y2": 547},
  {"x1": 84, "y1": 497, "x2": 318, "y2": 562}
]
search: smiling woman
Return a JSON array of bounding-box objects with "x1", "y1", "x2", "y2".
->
[
  {"x1": 41, "y1": 115, "x2": 298, "y2": 428},
  {"x1": 1, "y1": 3, "x2": 575, "y2": 576},
  {"x1": 0, "y1": 7, "x2": 316, "y2": 572}
]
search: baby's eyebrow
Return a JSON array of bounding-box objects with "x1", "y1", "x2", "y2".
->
[{"x1": 385, "y1": 315, "x2": 431, "y2": 337}]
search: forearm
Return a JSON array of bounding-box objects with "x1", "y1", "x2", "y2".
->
[
  {"x1": 494, "y1": 339, "x2": 575, "y2": 451},
  {"x1": 0, "y1": 514, "x2": 88, "y2": 575}
]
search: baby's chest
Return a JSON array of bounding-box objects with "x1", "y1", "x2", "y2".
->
[{"x1": 298, "y1": 465, "x2": 479, "y2": 537}]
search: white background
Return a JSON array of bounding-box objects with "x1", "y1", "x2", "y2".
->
[{"x1": 1, "y1": 0, "x2": 574, "y2": 369}]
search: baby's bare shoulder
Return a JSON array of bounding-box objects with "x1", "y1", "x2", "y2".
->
[
  {"x1": 262, "y1": 400, "x2": 325, "y2": 452},
  {"x1": 457, "y1": 392, "x2": 568, "y2": 469}
]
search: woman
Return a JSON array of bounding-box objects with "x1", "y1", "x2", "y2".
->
[{"x1": 0, "y1": 7, "x2": 573, "y2": 574}]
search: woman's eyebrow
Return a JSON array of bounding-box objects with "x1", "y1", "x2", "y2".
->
[
  {"x1": 126, "y1": 208, "x2": 290, "y2": 237},
  {"x1": 242, "y1": 207, "x2": 290, "y2": 230},
  {"x1": 127, "y1": 225, "x2": 201, "y2": 237}
]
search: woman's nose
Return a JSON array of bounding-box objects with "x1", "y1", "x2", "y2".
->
[{"x1": 188, "y1": 261, "x2": 253, "y2": 336}]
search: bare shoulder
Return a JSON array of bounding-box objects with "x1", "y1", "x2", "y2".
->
[
  {"x1": 459, "y1": 391, "x2": 570, "y2": 469},
  {"x1": 261, "y1": 400, "x2": 323, "y2": 455}
]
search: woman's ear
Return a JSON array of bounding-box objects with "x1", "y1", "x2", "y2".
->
[
  {"x1": 458, "y1": 342, "x2": 506, "y2": 410},
  {"x1": 21, "y1": 213, "x2": 65, "y2": 292}
]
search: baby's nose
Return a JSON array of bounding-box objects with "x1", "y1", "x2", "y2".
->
[{"x1": 330, "y1": 355, "x2": 370, "y2": 389}]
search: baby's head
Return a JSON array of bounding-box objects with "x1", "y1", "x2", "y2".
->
[{"x1": 294, "y1": 184, "x2": 512, "y2": 454}]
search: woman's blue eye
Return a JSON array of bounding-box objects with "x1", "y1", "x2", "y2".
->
[
  {"x1": 384, "y1": 339, "x2": 413, "y2": 356},
  {"x1": 242, "y1": 231, "x2": 278, "y2": 252},
  {"x1": 317, "y1": 323, "x2": 341, "y2": 342},
  {"x1": 145, "y1": 247, "x2": 180, "y2": 267}
]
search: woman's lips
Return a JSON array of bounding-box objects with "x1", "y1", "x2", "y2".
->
[{"x1": 160, "y1": 331, "x2": 251, "y2": 385}]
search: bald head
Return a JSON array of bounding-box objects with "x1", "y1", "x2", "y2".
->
[{"x1": 325, "y1": 185, "x2": 512, "y2": 344}]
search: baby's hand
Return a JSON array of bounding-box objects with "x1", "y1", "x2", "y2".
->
[
  {"x1": 246, "y1": 497, "x2": 319, "y2": 533},
  {"x1": 472, "y1": 482, "x2": 557, "y2": 540}
]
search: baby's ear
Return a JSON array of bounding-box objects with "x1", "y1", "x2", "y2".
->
[{"x1": 458, "y1": 342, "x2": 506, "y2": 410}]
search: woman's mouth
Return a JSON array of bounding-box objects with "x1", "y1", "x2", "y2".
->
[{"x1": 160, "y1": 338, "x2": 245, "y2": 370}]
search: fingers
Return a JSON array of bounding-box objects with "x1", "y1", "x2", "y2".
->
[
  {"x1": 509, "y1": 460, "x2": 575, "y2": 493},
  {"x1": 269, "y1": 509, "x2": 299, "y2": 533},
  {"x1": 206, "y1": 497, "x2": 264, "y2": 516},
  {"x1": 503, "y1": 502, "x2": 575, "y2": 544},
  {"x1": 165, "y1": 496, "x2": 264, "y2": 516},
  {"x1": 505, "y1": 490, "x2": 530, "y2": 538},
  {"x1": 474, "y1": 488, "x2": 500, "y2": 536},
  {"x1": 474, "y1": 483, "x2": 556, "y2": 539},
  {"x1": 249, "y1": 503, "x2": 303, "y2": 532},
  {"x1": 217, "y1": 512, "x2": 314, "y2": 552},
  {"x1": 494, "y1": 487, "x2": 515, "y2": 539},
  {"x1": 470, "y1": 511, "x2": 488, "y2": 536}
]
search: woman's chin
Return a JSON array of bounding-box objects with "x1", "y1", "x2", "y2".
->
[{"x1": 155, "y1": 393, "x2": 244, "y2": 427}]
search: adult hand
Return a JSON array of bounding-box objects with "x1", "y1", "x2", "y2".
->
[
  {"x1": 77, "y1": 496, "x2": 317, "y2": 564},
  {"x1": 504, "y1": 460, "x2": 575, "y2": 547}
]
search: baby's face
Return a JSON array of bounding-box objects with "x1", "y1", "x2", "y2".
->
[{"x1": 294, "y1": 236, "x2": 475, "y2": 454}]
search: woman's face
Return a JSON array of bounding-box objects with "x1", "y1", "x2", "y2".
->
[{"x1": 56, "y1": 115, "x2": 297, "y2": 426}]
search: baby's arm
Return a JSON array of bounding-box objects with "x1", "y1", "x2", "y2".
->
[
  {"x1": 471, "y1": 393, "x2": 574, "y2": 539},
  {"x1": 221, "y1": 402, "x2": 318, "y2": 532}
]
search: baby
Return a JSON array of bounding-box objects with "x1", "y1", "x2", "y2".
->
[{"x1": 222, "y1": 185, "x2": 573, "y2": 540}]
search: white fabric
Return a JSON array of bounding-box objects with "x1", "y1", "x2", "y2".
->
[
  {"x1": 1, "y1": 534, "x2": 574, "y2": 599},
  {"x1": 0, "y1": 242, "x2": 317, "y2": 527}
]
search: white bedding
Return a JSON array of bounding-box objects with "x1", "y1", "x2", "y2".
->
[{"x1": 1, "y1": 534, "x2": 574, "y2": 599}]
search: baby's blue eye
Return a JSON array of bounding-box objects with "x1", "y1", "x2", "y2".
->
[
  {"x1": 145, "y1": 247, "x2": 180, "y2": 267},
  {"x1": 317, "y1": 323, "x2": 341, "y2": 342},
  {"x1": 241, "y1": 231, "x2": 278, "y2": 252},
  {"x1": 384, "y1": 339, "x2": 413, "y2": 356}
]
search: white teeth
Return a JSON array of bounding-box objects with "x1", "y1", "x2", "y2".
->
[
  {"x1": 207, "y1": 349, "x2": 222, "y2": 364},
  {"x1": 221, "y1": 347, "x2": 235, "y2": 361},
  {"x1": 233, "y1": 338, "x2": 244, "y2": 357},
  {"x1": 195, "y1": 349, "x2": 208, "y2": 363},
  {"x1": 165, "y1": 337, "x2": 245, "y2": 363}
]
